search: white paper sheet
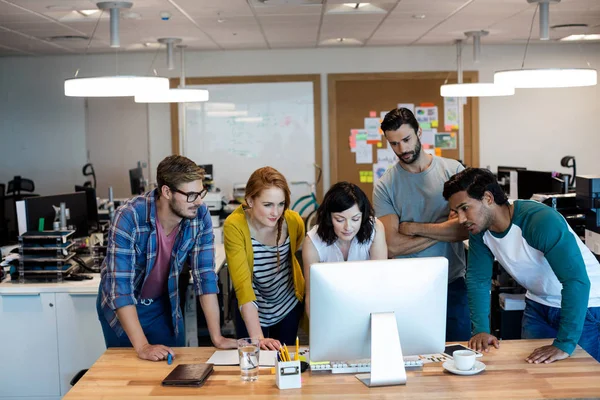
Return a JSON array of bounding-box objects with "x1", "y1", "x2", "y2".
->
[
  {"x1": 206, "y1": 350, "x2": 277, "y2": 367},
  {"x1": 364, "y1": 117, "x2": 380, "y2": 137},
  {"x1": 415, "y1": 106, "x2": 438, "y2": 125},
  {"x1": 355, "y1": 141, "x2": 373, "y2": 164},
  {"x1": 397, "y1": 103, "x2": 415, "y2": 113},
  {"x1": 444, "y1": 96, "x2": 459, "y2": 127},
  {"x1": 377, "y1": 147, "x2": 396, "y2": 164},
  {"x1": 373, "y1": 162, "x2": 389, "y2": 183},
  {"x1": 421, "y1": 128, "x2": 437, "y2": 146}
]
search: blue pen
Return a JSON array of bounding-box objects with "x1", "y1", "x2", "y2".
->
[{"x1": 167, "y1": 353, "x2": 173, "y2": 365}]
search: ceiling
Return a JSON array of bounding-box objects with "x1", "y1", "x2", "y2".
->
[{"x1": 0, "y1": 0, "x2": 599, "y2": 56}]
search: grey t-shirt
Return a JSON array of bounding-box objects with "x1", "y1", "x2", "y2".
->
[{"x1": 373, "y1": 156, "x2": 466, "y2": 283}]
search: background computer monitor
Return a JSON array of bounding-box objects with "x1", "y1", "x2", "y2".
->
[
  {"x1": 197, "y1": 164, "x2": 213, "y2": 180},
  {"x1": 497, "y1": 166, "x2": 527, "y2": 180},
  {"x1": 75, "y1": 185, "x2": 99, "y2": 230},
  {"x1": 517, "y1": 170, "x2": 557, "y2": 199},
  {"x1": 1, "y1": 193, "x2": 38, "y2": 245},
  {"x1": 309, "y1": 257, "x2": 448, "y2": 362},
  {"x1": 17, "y1": 192, "x2": 88, "y2": 238},
  {"x1": 129, "y1": 167, "x2": 145, "y2": 195},
  {"x1": 551, "y1": 176, "x2": 567, "y2": 194},
  {"x1": 497, "y1": 166, "x2": 526, "y2": 194}
]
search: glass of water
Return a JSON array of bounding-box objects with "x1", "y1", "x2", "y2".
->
[{"x1": 237, "y1": 338, "x2": 260, "y2": 381}]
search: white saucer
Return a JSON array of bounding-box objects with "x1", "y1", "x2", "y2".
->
[{"x1": 442, "y1": 360, "x2": 486, "y2": 376}]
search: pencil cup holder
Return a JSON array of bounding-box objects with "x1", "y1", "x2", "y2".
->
[{"x1": 275, "y1": 359, "x2": 301, "y2": 389}]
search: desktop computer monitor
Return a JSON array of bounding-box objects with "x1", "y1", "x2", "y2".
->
[
  {"x1": 497, "y1": 166, "x2": 527, "y2": 195},
  {"x1": 310, "y1": 257, "x2": 448, "y2": 386},
  {"x1": 497, "y1": 166, "x2": 527, "y2": 182},
  {"x1": 16, "y1": 192, "x2": 88, "y2": 238},
  {"x1": 197, "y1": 164, "x2": 213, "y2": 181},
  {"x1": 129, "y1": 167, "x2": 145, "y2": 195},
  {"x1": 1, "y1": 194, "x2": 38, "y2": 245},
  {"x1": 517, "y1": 170, "x2": 558, "y2": 200},
  {"x1": 75, "y1": 185, "x2": 99, "y2": 231}
]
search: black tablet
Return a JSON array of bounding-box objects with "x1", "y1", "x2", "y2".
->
[{"x1": 161, "y1": 363, "x2": 214, "y2": 387}]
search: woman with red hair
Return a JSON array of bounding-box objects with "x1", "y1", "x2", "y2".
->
[{"x1": 224, "y1": 167, "x2": 305, "y2": 350}]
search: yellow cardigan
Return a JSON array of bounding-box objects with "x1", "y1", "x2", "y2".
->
[{"x1": 223, "y1": 205, "x2": 305, "y2": 306}]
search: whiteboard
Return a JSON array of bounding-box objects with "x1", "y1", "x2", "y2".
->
[{"x1": 182, "y1": 81, "x2": 316, "y2": 204}]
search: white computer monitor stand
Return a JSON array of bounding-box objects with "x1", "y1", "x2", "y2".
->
[{"x1": 356, "y1": 312, "x2": 407, "y2": 387}]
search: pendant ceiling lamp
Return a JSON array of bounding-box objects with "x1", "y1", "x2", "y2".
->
[
  {"x1": 493, "y1": 0, "x2": 597, "y2": 89},
  {"x1": 441, "y1": 83, "x2": 514, "y2": 97},
  {"x1": 495, "y1": 68, "x2": 597, "y2": 88},
  {"x1": 64, "y1": 2, "x2": 168, "y2": 97},
  {"x1": 440, "y1": 36, "x2": 514, "y2": 98},
  {"x1": 134, "y1": 43, "x2": 209, "y2": 103}
]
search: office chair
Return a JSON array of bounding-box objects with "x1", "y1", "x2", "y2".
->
[
  {"x1": 6, "y1": 176, "x2": 35, "y2": 196},
  {"x1": 560, "y1": 156, "x2": 576, "y2": 189},
  {"x1": 82, "y1": 163, "x2": 97, "y2": 189},
  {"x1": 0, "y1": 184, "x2": 6, "y2": 245},
  {"x1": 70, "y1": 369, "x2": 88, "y2": 386}
]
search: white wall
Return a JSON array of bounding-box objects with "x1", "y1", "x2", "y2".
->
[
  {"x1": 1, "y1": 43, "x2": 598, "y2": 195},
  {"x1": 147, "y1": 103, "x2": 172, "y2": 185},
  {"x1": 0, "y1": 56, "x2": 87, "y2": 195},
  {"x1": 86, "y1": 97, "x2": 150, "y2": 198}
]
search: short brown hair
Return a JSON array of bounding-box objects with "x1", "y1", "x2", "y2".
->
[{"x1": 156, "y1": 155, "x2": 204, "y2": 196}]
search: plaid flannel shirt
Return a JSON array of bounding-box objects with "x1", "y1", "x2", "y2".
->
[{"x1": 98, "y1": 189, "x2": 218, "y2": 337}]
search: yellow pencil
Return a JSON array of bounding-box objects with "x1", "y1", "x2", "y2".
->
[
  {"x1": 295, "y1": 336, "x2": 299, "y2": 361},
  {"x1": 283, "y1": 344, "x2": 291, "y2": 361},
  {"x1": 279, "y1": 345, "x2": 285, "y2": 361}
]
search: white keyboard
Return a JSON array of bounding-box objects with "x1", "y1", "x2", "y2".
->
[{"x1": 310, "y1": 359, "x2": 423, "y2": 374}]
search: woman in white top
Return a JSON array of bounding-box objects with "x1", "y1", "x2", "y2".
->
[{"x1": 302, "y1": 182, "x2": 387, "y2": 316}]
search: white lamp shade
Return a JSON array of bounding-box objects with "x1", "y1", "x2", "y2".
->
[
  {"x1": 134, "y1": 88, "x2": 209, "y2": 103},
  {"x1": 64, "y1": 76, "x2": 169, "y2": 97},
  {"x1": 440, "y1": 83, "x2": 515, "y2": 97},
  {"x1": 494, "y1": 68, "x2": 597, "y2": 88}
]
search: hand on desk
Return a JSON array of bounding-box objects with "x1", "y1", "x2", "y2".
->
[
  {"x1": 213, "y1": 336, "x2": 238, "y2": 349},
  {"x1": 260, "y1": 338, "x2": 281, "y2": 350},
  {"x1": 525, "y1": 345, "x2": 568, "y2": 364},
  {"x1": 137, "y1": 343, "x2": 175, "y2": 362},
  {"x1": 469, "y1": 332, "x2": 500, "y2": 353}
]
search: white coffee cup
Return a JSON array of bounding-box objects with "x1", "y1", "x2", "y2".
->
[{"x1": 453, "y1": 350, "x2": 476, "y2": 371}]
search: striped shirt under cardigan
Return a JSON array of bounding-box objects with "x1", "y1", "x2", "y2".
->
[{"x1": 251, "y1": 236, "x2": 298, "y2": 326}]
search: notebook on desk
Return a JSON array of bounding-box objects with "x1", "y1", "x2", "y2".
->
[{"x1": 207, "y1": 350, "x2": 277, "y2": 366}]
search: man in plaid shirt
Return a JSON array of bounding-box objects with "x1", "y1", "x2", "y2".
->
[{"x1": 97, "y1": 155, "x2": 236, "y2": 361}]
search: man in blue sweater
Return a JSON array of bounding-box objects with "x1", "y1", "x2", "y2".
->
[{"x1": 443, "y1": 168, "x2": 600, "y2": 364}]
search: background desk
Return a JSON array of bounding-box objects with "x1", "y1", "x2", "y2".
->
[
  {"x1": 64, "y1": 340, "x2": 600, "y2": 399},
  {"x1": 0, "y1": 244, "x2": 226, "y2": 400},
  {"x1": 184, "y1": 244, "x2": 227, "y2": 346}
]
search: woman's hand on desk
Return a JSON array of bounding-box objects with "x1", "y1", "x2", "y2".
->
[
  {"x1": 469, "y1": 332, "x2": 500, "y2": 353},
  {"x1": 525, "y1": 345, "x2": 568, "y2": 364},
  {"x1": 260, "y1": 338, "x2": 281, "y2": 350},
  {"x1": 212, "y1": 336, "x2": 238, "y2": 349},
  {"x1": 137, "y1": 343, "x2": 175, "y2": 361}
]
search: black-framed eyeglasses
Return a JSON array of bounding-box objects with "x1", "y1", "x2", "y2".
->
[{"x1": 170, "y1": 187, "x2": 208, "y2": 203}]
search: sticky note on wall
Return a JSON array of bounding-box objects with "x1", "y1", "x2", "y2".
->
[{"x1": 359, "y1": 170, "x2": 374, "y2": 183}]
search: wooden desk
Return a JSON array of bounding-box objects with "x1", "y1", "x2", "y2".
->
[{"x1": 65, "y1": 340, "x2": 600, "y2": 399}]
